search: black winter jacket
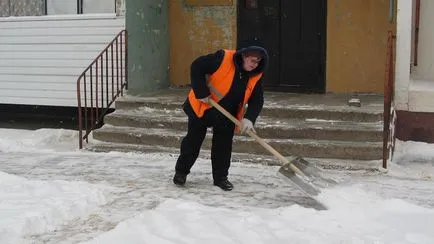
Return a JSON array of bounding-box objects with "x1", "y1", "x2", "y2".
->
[{"x1": 183, "y1": 47, "x2": 268, "y2": 124}]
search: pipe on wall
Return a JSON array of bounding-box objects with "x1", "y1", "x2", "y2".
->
[
  {"x1": 414, "y1": 0, "x2": 420, "y2": 66},
  {"x1": 389, "y1": 0, "x2": 394, "y2": 22}
]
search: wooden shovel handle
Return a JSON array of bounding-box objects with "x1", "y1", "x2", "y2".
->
[{"x1": 208, "y1": 99, "x2": 307, "y2": 178}]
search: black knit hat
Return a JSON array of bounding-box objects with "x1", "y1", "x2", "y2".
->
[
  {"x1": 236, "y1": 37, "x2": 269, "y2": 73},
  {"x1": 237, "y1": 37, "x2": 269, "y2": 61},
  {"x1": 237, "y1": 37, "x2": 266, "y2": 50}
]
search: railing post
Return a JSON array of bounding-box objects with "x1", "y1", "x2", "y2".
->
[
  {"x1": 383, "y1": 31, "x2": 395, "y2": 169},
  {"x1": 116, "y1": 38, "x2": 120, "y2": 95},
  {"x1": 125, "y1": 30, "x2": 129, "y2": 90},
  {"x1": 106, "y1": 49, "x2": 110, "y2": 106},
  {"x1": 100, "y1": 55, "x2": 104, "y2": 114},
  {"x1": 77, "y1": 77, "x2": 83, "y2": 149},
  {"x1": 95, "y1": 58, "x2": 99, "y2": 122}
]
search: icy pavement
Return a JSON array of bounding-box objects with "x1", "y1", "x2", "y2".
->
[
  {"x1": 0, "y1": 128, "x2": 433, "y2": 243},
  {"x1": 0, "y1": 150, "x2": 319, "y2": 243}
]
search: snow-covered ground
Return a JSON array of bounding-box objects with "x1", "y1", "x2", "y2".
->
[{"x1": 0, "y1": 128, "x2": 433, "y2": 244}]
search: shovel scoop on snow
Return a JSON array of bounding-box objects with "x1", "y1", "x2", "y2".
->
[
  {"x1": 277, "y1": 156, "x2": 335, "y2": 196},
  {"x1": 208, "y1": 99, "x2": 332, "y2": 199}
]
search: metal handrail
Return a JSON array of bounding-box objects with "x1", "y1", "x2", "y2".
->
[
  {"x1": 382, "y1": 30, "x2": 396, "y2": 169},
  {"x1": 77, "y1": 29, "x2": 128, "y2": 149}
]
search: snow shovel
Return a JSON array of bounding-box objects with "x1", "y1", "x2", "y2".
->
[{"x1": 208, "y1": 99, "x2": 325, "y2": 197}]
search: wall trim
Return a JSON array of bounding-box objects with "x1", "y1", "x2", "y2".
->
[{"x1": 396, "y1": 110, "x2": 434, "y2": 143}]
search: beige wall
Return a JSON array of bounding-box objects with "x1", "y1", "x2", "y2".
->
[
  {"x1": 326, "y1": 0, "x2": 395, "y2": 93},
  {"x1": 169, "y1": 0, "x2": 236, "y2": 86}
]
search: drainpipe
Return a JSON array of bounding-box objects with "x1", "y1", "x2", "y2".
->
[
  {"x1": 389, "y1": 0, "x2": 394, "y2": 22},
  {"x1": 8, "y1": 0, "x2": 12, "y2": 16},
  {"x1": 414, "y1": 0, "x2": 420, "y2": 66}
]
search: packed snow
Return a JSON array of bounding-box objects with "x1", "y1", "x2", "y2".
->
[
  {"x1": 0, "y1": 172, "x2": 109, "y2": 244},
  {"x1": 0, "y1": 128, "x2": 433, "y2": 244}
]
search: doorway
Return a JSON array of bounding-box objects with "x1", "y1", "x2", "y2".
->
[{"x1": 238, "y1": 0, "x2": 327, "y2": 93}]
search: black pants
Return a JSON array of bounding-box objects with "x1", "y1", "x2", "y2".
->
[{"x1": 175, "y1": 108, "x2": 235, "y2": 182}]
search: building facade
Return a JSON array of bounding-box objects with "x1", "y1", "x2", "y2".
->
[
  {"x1": 171, "y1": 0, "x2": 395, "y2": 93},
  {"x1": 4, "y1": 0, "x2": 432, "y2": 145},
  {"x1": 1, "y1": 0, "x2": 397, "y2": 106},
  {"x1": 126, "y1": 0, "x2": 397, "y2": 95}
]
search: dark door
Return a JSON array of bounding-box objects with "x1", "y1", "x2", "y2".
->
[{"x1": 238, "y1": 0, "x2": 326, "y2": 93}]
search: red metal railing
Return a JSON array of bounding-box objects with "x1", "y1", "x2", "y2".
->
[
  {"x1": 77, "y1": 29, "x2": 128, "y2": 149},
  {"x1": 383, "y1": 30, "x2": 396, "y2": 169}
]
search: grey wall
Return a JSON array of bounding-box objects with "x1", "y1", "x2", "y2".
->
[{"x1": 125, "y1": 0, "x2": 170, "y2": 95}]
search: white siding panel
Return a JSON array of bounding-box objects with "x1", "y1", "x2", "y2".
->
[
  {"x1": 0, "y1": 67, "x2": 91, "y2": 75},
  {"x1": 0, "y1": 97, "x2": 78, "y2": 107},
  {"x1": 0, "y1": 51, "x2": 124, "y2": 60},
  {"x1": 0, "y1": 59, "x2": 123, "y2": 68},
  {"x1": 0, "y1": 44, "x2": 116, "y2": 52},
  {"x1": 0, "y1": 59, "x2": 94, "y2": 67},
  {"x1": 1, "y1": 81, "x2": 123, "y2": 91},
  {"x1": 0, "y1": 75, "x2": 124, "y2": 83},
  {"x1": 0, "y1": 15, "x2": 125, "y2": 107},
  {"x1": 0, "y1": 85, "x2": 118, "y2": 108},
  {"x1": 0, "y1": 67, "x2": 125, "y2": 76},
  {"x1": 0, "y1": 27, "x2": 123, "y2": 36},
  {"x1": 0, "y1": 35, "x2": 121, "y2": 44},
  {"x1": 0, "y1": 97, "x2": 117, "y2": 108},
  {"x1": 0, "y1": 75, "x2": 76, "y2": 83},
  {"x1": 0, "y1": 88, "x2": 118, "y2": 100}
]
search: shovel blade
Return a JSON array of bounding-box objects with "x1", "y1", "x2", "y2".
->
[
  {"x1": 278, "y1": 163, "x2": 321, "y2": 196},
  {"x1": 287, "y1": 156, "x2": 339, "y2": 187},
  {"x1": 278, "y1": 156, "x2": 333, "y2": 196},
  {"x1": 279, "y1": 157, "x2": 338, "y2": 191}
]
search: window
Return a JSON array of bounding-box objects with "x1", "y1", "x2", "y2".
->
[
  {"x1": 0, "y1": 0, "x2": 116, "y2": 17},
  {"x1": 47, "y1": 0, "x2": 116, "y2": 15},
  {"x1": 82, "y1": 0, "x2": 116, "y2": 14},
  {"x1": 46, "y1": 0, "x2": 77, "y2": 15},
  {"x1": 0, "y1": 0, "x2": 45, "y2": 17}
]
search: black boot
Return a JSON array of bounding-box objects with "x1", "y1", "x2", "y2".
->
[
  {"x1": 214, "y1": 179, "x2": 233, "y2": 191},
  {"x1": 173, "y1": 172, "x2": 187, "y2": 186}
]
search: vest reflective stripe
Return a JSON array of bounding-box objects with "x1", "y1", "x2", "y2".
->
[{"x1": 188, "y1": 50, "x2": 262, "y2": 126}]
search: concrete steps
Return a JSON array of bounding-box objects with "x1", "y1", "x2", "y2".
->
[
  {"x1": 104, "y1": 107, "x2": 382, "y2": 142},
  {"x1": 114, "y1": 97, "x2": 383, "y2": 122},
  {"x1": 88, "y1": 91, "x2": 385, "y2": 164},
  {"x1": 92, "y1": 125, "x2": 382, "y2": 160},
  {"x1": 86, "y1": 141, "x2": 381, "y2": 170}
]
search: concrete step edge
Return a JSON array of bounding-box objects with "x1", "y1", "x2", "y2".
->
[
  {"x1": 85, "y1": 141, "x2": 382, "y2": 171},
  {"x1": 105, "y1": 110, "x2": 383, "y2": 132},
  {"x1": 115, "y1": 99, "x2": 383, "y2": 115},
  {"x1": 94, "y1": 125, "x2": 383, "y2": 148}
]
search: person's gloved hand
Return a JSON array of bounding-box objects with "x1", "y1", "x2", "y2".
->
[
  {"x1": 198, "y1": 96, "x2": 210, "y2": 103},
  {"x1": 240, "y1": 118, "x2": 255, "y2": 134}
]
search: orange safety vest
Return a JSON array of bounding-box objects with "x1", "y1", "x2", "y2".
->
[{"x1": 188, "y1": 49, "x2": 263, "y2": 127}]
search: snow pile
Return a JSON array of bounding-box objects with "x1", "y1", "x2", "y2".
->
[
  {"x1": 0, "y1": 128, "x2": 79, "y2": 153},
  {"x1": 0, "y1": 172, "x2": 108, "y2": 243},
  {"x1": 390, "y1": 139, "x2": 434, "y2": 179},
  {"x1": 0, "y1": 128, "x2": 433, "y2": 243},
  {"x1": 82, "y1": 185, "x2": 434, "y2": 244},
  {"x1": 393, "y1": 139, "x2": 434, "y2": 165}
]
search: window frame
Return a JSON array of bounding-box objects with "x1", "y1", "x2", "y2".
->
[{"x1": 44, "y1": 0, "x2": 116, "y2": 15}]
